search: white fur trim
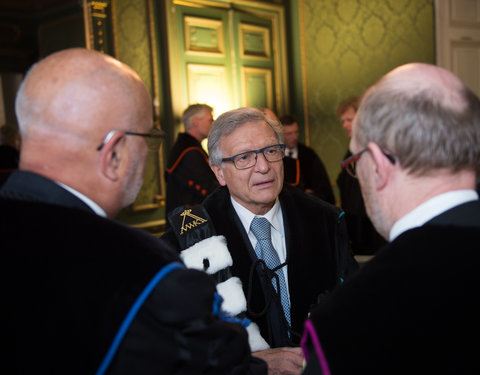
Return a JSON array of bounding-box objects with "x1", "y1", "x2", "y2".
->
[
  {"x1": 247, "y1": 322, "x2": 270, "y2": 351},
  {"x1": 216, "y1": 277, "x2": 247, "y2": 315},
  {"x1": 180, "y1": 236, "x2": 232, "y2": 274},
  {"x1": 180, "y1": 235, "x2": 271, "y2": 352}
]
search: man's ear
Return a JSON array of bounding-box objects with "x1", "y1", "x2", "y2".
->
[
  {"x1": 367, "y1": 142, "x2": 394, "y2": 190},
  {"x1": 190, "y1": 116, "x2": 199, "y2": 130},
  {"x1": 99, "y1": 132, "x2": 125, "y2": 182},
  {"x1": 211, "y1": 164, "x2": 226, "y2": 186}
]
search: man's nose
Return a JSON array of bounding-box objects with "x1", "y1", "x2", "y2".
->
[{"x1": 254, "y1": 152, "x2": 270, "y2": 172}]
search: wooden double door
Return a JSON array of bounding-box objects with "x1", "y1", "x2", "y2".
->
[{"x1": 165, "y1": 0, "x2": 289, "y2": 133}]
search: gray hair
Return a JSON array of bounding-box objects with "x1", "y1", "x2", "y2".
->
[
  {"x1": 208, "y1": 107, "x2": 283, "y2": 166},
  {"x1": 354, "y1": 64, "x2": 480, "y2": 176},
  {"x1": 182, "y1": 104, "x2": 213, "y2": 131}
]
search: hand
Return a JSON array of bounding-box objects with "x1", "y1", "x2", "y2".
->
[{"x1": 252, "y1": 347, "x2": 304, "y2": 375}]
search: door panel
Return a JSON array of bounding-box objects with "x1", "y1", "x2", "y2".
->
[
  {"x1": 187, "y1": 63, "x2": 229, "y2": 110},
  {"x1": 436, "y1": 0, "x2": 480, "y2": 96},
  {"x1": 166, "y1": 0, "x2": 287, "y2": 131},
  {"x1": 242, "y1": 66, "x2": 273, "y2": 108},
  {"x1": 235, "y1": 11, "x2": 275, "y2": 109},
  {"x1": 451, "y1": 41, "x2": 480, "y2": 94}
]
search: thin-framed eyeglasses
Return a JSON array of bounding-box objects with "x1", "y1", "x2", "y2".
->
[
  {"x1": 97, "y1": 128, "x2": 165, "y2": 152},
  {"x1": 222, "y1": 144, "x2": 286, "y2": 170},
  {"x1": 341, "y1": 147, "x2": 396, "y2": 178}
]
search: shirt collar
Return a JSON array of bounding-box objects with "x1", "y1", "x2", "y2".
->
[
  {"x1": 230, "y1": 197, "x2": 281, "y2": 233},
  {"x1": 56, "y1": 182, "x2": 107, "y2": 217},
  {"x1": 389, "y1": 189, "x2": 478, "y2": 241},
  {"x1": 286, "y1": 147, "x2": 298, "y2": 158}
]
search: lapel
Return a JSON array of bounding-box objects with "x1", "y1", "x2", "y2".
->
[
  {"x1": 205, "y1": 187, "x2": 275, "y2": 318},
  {"x1": 206, "y1": 186, "x2": 308, "y2": 331}
]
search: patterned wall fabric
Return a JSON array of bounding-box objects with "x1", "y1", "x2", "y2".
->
[
  {"x1": 114, "y1": 0, "x2": 165, "y2": 226},
  {"x1": 301, "y1": 0, "x2": 434, "y2": 185},
  {"x1": 115, "y1": 0, "x2": 152, "y2": 95},
  {"x1": 110, "y1": 0, "x2": 435, "y2": 227}
]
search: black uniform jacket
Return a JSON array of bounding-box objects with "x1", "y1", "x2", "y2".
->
[
  {"x1": 165, "y1": 133, "x2": 219, "y2": 216},
  {"x1": 1, "y1": 171, "x2": 265, "y2": 375},
  {"x1": 0, "y1": 145, "x2": 19, "y2": 187},
  {"x1": 163, "y1": 184, "x2": 356, "y2": 347},
  {"x1": 283, "y1": 143, "x2": 335, "y2": 205},
  {"x1": 303, "y1": 199, "x2": 480, "y2": 374},
  {"x1": 336, "y1": 150, "x2": 386, "y2": 254}
]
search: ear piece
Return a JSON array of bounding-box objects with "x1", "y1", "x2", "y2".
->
[{"x1": 99, "y1": 132, "x2": 125, "y2": 182}]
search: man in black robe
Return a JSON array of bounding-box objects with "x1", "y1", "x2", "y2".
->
[
  {"x1": 163, "y1": 107, "x2": 356, "y2": 375},
  {"x1": 335, "y1": 96, "x2": 386, "y2": 255},
  {"x1": 302, "y1": 63, "x2": 480, "y2": 374},
  {"x1": 1, "y1": 48, "x2": 265, "y2": 374},
  {"x1": 280, "y1": 114, "x2": 335, "y2": 205},
  {"x1": 165, "y1": 104, "x2": 219, "y2": 216}
]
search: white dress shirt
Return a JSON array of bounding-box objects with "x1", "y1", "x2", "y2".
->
[
  {"x1": 286, "y1": 147, "x2": 298, "y2": 159},
  {"x1": 57, "y1": 182, "x2": 107, "y2": 217},
  {"x1": 389, "y1": 189, "x2": 478, "y2": 241},
  {"x1": 230, "y1": 197, "x2": 290, "y2": 300}
]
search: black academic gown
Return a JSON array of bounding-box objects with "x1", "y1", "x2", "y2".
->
[
  {"x1": 1, "y1": 171, "x2": 265, "y2": 375},
  {"x1": 162, "y1": 184, "x2": 356, "y2": 348},
  {"x1": 302, "y1": 199, "x2": 480, "y2": 374},
  {"x1": 336, "y1": 150, "x2": 386, "y2": 254},
  {"x1": 165, "y1": 133, "x2": 219, "y2": 216},
  {"x1": 283, "y1": 143, "x2": 335, "y2": 205},
  {"x1": 0, "y1": 145, "x2": 19, "y2": 187}
]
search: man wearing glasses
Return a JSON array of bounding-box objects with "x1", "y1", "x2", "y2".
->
[
  {"x1": 1, "y1": 48, "x2": 267, "y2": 374},
  {"x1": 172, "y1": 107, "x2": 354, "y2": 374},
  {"x1": 335, "y1": 96, "x2": 386, "y2": 255},
  {"x1": 302, "y1": 63, "x2": 480, "y2": 374}
]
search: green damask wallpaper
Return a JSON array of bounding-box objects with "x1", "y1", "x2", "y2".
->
[
  {"x1": 301, "y1": 0, "x2": 435, "y2": 194},
  {"x1": 113, "y1": 0, "x2": 165, "y2": 227},
  {"x1": 109, "y1": 0, "x2": 435, "y2": 227},
  {"x1": 115, "y1": 0, "x2": 152, "y2": 94}
]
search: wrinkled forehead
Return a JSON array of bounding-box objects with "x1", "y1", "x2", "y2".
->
[{"x1": 221, "y1": 120, "x2": 276, "y2": 147}]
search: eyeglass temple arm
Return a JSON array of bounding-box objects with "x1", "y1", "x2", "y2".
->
[{"x1": 341, "y1": 149, "x2": 395, "y2": 169}]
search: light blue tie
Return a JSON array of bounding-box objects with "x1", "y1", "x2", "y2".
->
[{"x1": 250, "y1": 217, "x2": 291, "y2": 327}]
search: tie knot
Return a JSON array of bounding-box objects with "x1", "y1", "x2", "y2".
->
[{"x1": 250, "y1": 217, "x2": 271, "y2": 241}]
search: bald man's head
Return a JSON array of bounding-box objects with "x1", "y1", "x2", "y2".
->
[
  {"x1": 16, "y1": 48, "x2": 150, "y2": 143},
  {"x1": 14, "y1": 48, "x2": 154, "y2": 217},
  {"x1": 353, "y1": 63, "x2": 480, "y2": 176}
]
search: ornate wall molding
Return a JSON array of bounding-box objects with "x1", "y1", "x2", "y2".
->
[{"x1": 83, "y1": 0, "x2": 114, "y2": 54}]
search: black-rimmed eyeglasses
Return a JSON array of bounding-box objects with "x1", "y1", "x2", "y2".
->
[
  {"x1": 97, "y1": 128, "x2": 165, "y2": 151},
  {"x1": 341, "y1": 148, "x2": 396, "y2": 178},
  {"x1": 222, "y1": 144, "x2": 286, "y2": 170}
]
